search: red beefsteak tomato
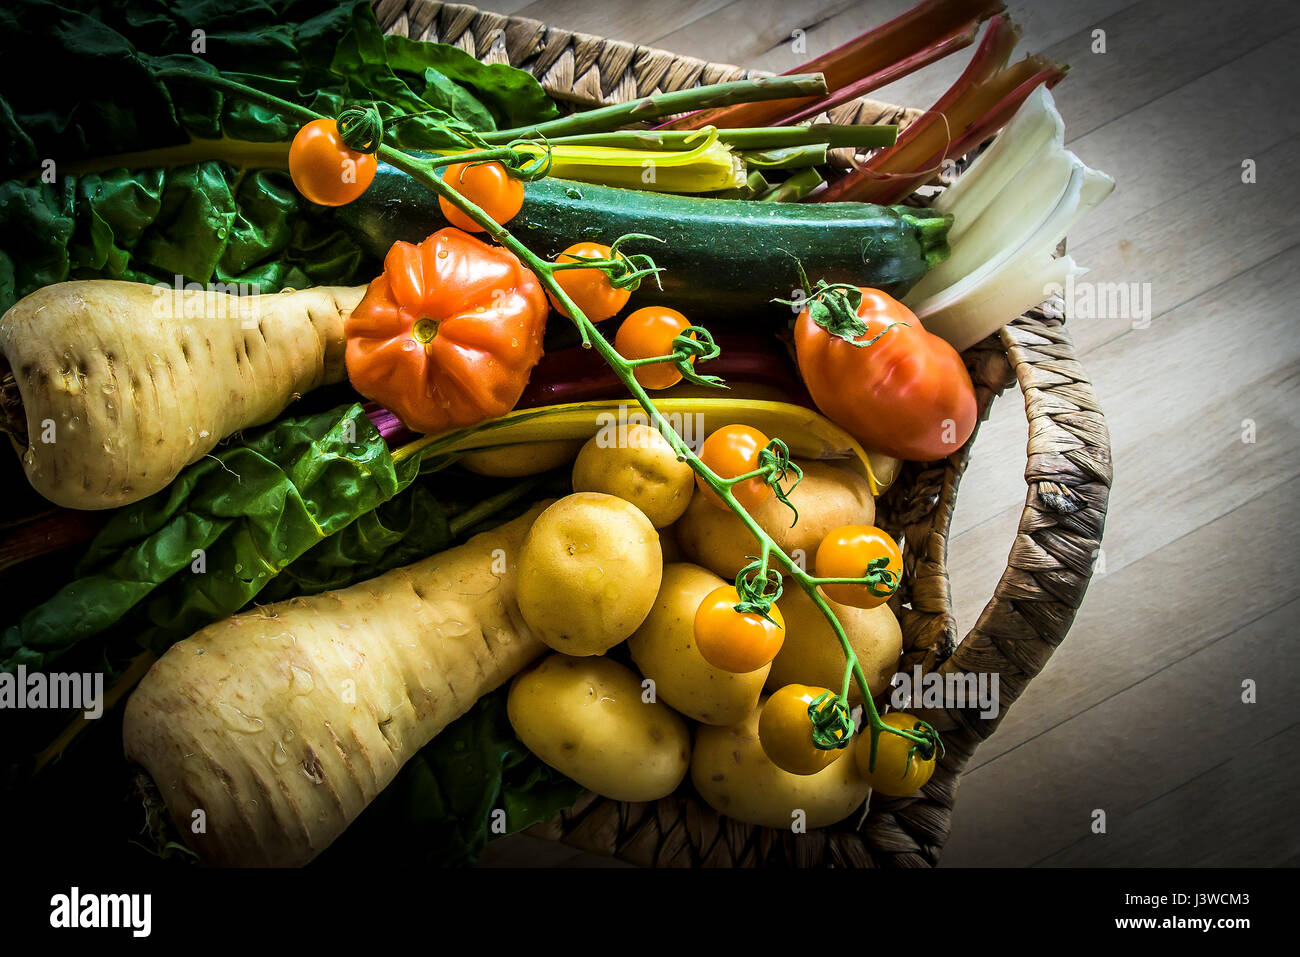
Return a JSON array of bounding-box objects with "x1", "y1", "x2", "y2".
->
[{"x1": 345, "y1": 228, "x2": 549, "y2": 433}]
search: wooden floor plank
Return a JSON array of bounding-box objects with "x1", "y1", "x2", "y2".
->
[
  {"x1": 941, "y1": 595, "x2": 1300, "y2": 865},
  {"x1": 1067, "y1": 28, "x2": 1300, "y2": 250},
  {"x1": 1037, "y1": 722, "x2": 1300, "y2": 866},
  {"x1": 957, "y1": 473, "x2": 1300, "y2": 771},
  {"x1": 950, "y1": 239, "x2": 1300, "y2": 562},
  {"x1": 1049, "y1": 0, "x2": 1300, "y2": 140}
]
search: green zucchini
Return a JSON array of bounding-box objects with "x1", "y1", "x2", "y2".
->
[{"x1": 336, "y1": 163, "x2": 951, "y2": 321}]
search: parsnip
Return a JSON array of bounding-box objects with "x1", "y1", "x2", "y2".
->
[
  {"x1": 0, "y1": 279, "x2": 365, "y2": 510},
  {"x1": 123, "y1": 503, "x2": 547, "y2": 867}
]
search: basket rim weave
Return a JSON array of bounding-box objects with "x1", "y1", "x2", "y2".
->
[{"x1": 376, "y1": 0, "x2": 1114, "y2": 868}]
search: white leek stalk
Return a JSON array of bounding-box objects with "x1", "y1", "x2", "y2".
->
[{"x1": 903, "y1": 87, "x2": 1115, "y2": 351}]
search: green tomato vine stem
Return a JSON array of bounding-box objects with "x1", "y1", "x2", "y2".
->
[{"x1": 155, "y1": 67, "x2": 935, "y2": 761}]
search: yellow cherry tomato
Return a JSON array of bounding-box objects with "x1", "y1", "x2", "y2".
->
[
  {"x1": 758, "y1": 684, "x2": 848, "y2": 775},
  {"x1": 854, "y1": 712, "x2": 936, "y2": 796},
  {"x1": 693, "y1": 585, "x2": 784, "y2": 673},
  {"x1": 815, "y1": 524, "x2": 903, "y2": 608},
  {"x1": 696, "y1": 424, "x2": 772, "y2": 511}
]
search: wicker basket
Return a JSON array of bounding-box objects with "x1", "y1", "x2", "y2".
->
[{"x1": 376, "y1": 0, "x2": 1114, "y2": 867}]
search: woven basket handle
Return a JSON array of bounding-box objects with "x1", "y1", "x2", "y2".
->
[{"x1": 927, "y1": 311, "x2": 1112, "y2": 761}]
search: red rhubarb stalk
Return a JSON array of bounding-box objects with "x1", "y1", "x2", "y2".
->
[
  {"x1": 816, "y1": 16, "x2": 1064, "y2": 204},
  {"x1": 663, "y1": 0, "x2": 1004, "y2": 131},
  {"x1": 773, "y1": 21, "x2": 980, "y2": 127}
]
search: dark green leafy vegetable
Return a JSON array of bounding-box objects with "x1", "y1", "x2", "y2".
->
[
  {"x1": 0, "y1": 0, "x2": 577, "y2": 868},
  {"x1": 0, "y1": 163, "x2": 369, "y2": 311},
  {"x1": 0, "y1": 0, "x2": 558, "y2": 310},
  {"x1": 319, "y1": 689, "x2": 584, "y2": 868},
  {"x1": 0, "y1": 0, "x2": 557, "y2": 175},
  {"x1": 1, "y1": 403, "x2": 420, "y2": 671}
]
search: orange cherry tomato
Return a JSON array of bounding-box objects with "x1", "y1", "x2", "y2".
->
[
  {"x1": 696, "y1": 424, "x2": 771, "y2": 511},
  {"x1": 759, "y1": 684, "x2": 848, "y2": 775},
  {"x1": 344, "y1": 228, "x2": 549, "y2": 434},
  {"x1": 854, "y1": 712, "x2": 936, "y2": 796},
  {"x1": 815, "y1": 525, "x2": 903, "y2": 608},
  {"x1": 614, "y1": 306, "x2": 694, "y2": 390},
  {"x1": 288, "y1": 118, "x2": 377, "y2": 207},
  {"x1": 438, "y1": 160, "x2": 525, "y2": 232},
  {"x1": 693, "y1": 585, "x2": 785, "y2": 673},
  {"x1": 547, "y1": 242, "x2": 630, "y2": 321}
]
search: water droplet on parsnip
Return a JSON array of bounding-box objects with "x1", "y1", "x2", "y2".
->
[{"x1": 216, "y1": 701, "x2": 265, "y2": 734}]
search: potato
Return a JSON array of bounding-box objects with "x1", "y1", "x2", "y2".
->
[
  {"x1": 767, "y1": 587, "x2": 903, "y2": 704},
  {"x1": 508, "y1": 653, "x2": 690, "y2": 802},
  {"x1": 675, "y1": 459, "x2": 875, "y2": 580},
  {"x1": 628, "y1": 563, "x2": 769, "y2": 726},
  {"x1": 461, "y1": 439, "x2": 585, "y2": 477},
  {"x1": 691, "y1": 700, "x2": 869, "y2": 830},
  {"x1": 570, "y1": 422, "x2": 694, "y2": 528},
  {"x1": 517, "y1": 492, "x2": 662, "y2": 655}
]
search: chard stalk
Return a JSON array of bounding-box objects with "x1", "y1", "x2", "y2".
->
[
  {"x1": 758, "y1": 168, "x2": 825, "y2": 202},
  {"x1": 816, "y1": 15, "x2": 1066, "y2": 204},
  {"x1": 480, "y1": 73, "x2": 828, "y2": 143},
  {"x1": 666, "y1": 0, "x2": 1005, "y2": 131},
  {"x1": 541, "y1": 124, "x2": 897, "y2": 151}
]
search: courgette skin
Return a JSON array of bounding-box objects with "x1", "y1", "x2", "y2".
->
[{"x1": 336, "y1": 163, "x2": 951, "y2": 320}]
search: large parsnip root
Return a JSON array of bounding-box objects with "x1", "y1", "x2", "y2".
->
[
  {"x1": 0, "y1": 279, "x2": 365, "y2": 510},
  {"x1": 123, "y1": 504, "x2": 547, "y2": 867}
]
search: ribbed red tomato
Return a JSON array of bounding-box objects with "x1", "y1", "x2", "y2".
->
[
  {"x1": 345, "y1": 228, "x2": 549, "y2": 433},
  {"x1": 794, "y1": 287, "x2": 976, "y2": 462}
]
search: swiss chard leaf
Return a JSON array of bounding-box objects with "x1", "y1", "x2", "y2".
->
[
  {"x1": 0, "y1": 0, "x2": 557, "y2": 177},
  {"x1": 0, "y1": 402, "x2": 420, "y2": 670},
  {"x1": 0, "y1": 162, "x2": 369, "y2": 312}
]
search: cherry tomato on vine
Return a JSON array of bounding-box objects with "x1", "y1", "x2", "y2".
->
[
  {"x1": 547, "y1": 242, "x2": 630, "y2": 321},
  {"x1": 696, "y1": 424, "x2": 772, "y2": 510},
  {"x1": 693, "y1": 585, "x2": 785, "y2": 673},
  {"x1": 288, "y1": 118, "x2": 377, "y2": 206},
  {"x1": 815, "y1": 524, "x2": 903, "y2": 608},
  {"x1": 438, "y1": 160, "x2": 525, "y2": 232},
  {"x1": 759, "y1": 684, "x2": 847, "y2": 775},
  {"x1": 854, "y1": 712, "x2": 936, "y2": 796},
  {"x1": 614, "y1": 306, "x2": 694, "y2": 390}
]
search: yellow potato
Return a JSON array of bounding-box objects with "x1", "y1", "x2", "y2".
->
[
  {"x1": 691, "y1": 701, "x2": 869, "y2": 830},
  {"x1": 767, "y1": 587, "x2": 903, "y2": 705},
  {"x1": 675, "y1": 459, "x2": 875, "y2": 580},
  {"x1": 628, "y1": 563, "x2": 769, "y2": 726},
  {"x1": 460, "y1": 439, "x2": 585, "y2": 477},
  {"x1": 508, "y1": 654, "x2": 690, "y2": 802},
  {"x1": 570, "y1": 422, "x2": 694, "y2": 528},
  {"x1": 517, "y1": 492, "x2": 662, "y2": 655}
]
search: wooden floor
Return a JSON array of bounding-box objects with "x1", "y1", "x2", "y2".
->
[{"x1": 475, "y1": 0, "x2": 1300, "y2": 867}]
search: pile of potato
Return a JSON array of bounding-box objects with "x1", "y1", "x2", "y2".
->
[{"x1": 502, "y1": 424, "x2": 904, "y2": 829}]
